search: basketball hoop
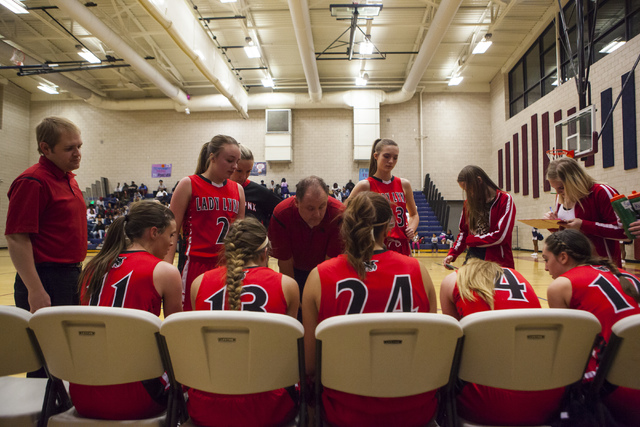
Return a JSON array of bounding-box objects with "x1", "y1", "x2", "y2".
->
[{"x1": 546, "y1": 149, "x2": 575, "y2": 161}]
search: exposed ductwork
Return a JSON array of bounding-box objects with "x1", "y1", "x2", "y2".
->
[
  {"x1": 53, "y1": 0, "x2": 190, "y2": 107},
  {"x1": 287, "y1": 0, "x2": 322, "y2": 102}
]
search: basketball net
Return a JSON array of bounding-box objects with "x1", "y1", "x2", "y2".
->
[{"x1": 546, "y1": 149, "x2": 575, "y2": 161}]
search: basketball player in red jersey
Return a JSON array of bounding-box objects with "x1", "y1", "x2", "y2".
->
[
  {"x1": 165, "y1": 135, "x2": 245, "y2": 310},
  {"x1": 348, "y1": 138, "x2": 418, "y2": 256},
  {"x1": 544, "y1": 229, "x2": 640, "y2": 426},
  {"x1": 302, "y1": 192, "x2": 436, "y2": 427},
  {"x1": 188, "y1": 218, "x2": 299, "y2": 427},
  {"x1": 440, "y1": 259, "x2": 566, "y2": 425},
  {"x1": 72, "y1": 201, "x2": 182, "y2": 420}
]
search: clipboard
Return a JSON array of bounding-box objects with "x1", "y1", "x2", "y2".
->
[{"x1": 519, "y1": 219, "x2": 562, "y2": 229}]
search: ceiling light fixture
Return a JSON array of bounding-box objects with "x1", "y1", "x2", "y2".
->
[
  {"x1": 472, "y1": 34, "x2": 492, "y2": 54},
  {"x1": 359, "y1": 36, "x2": 374, "y2": 55},
  {"x1": 0, "y1": 0, "x2": 28, "y2": 14},
  {"x1": 448, "y1": 76, "x2": 463, "y2": 86},
  {"x1": 355, "y1": 72, "x2": 369, "y2": 86},
  {"x1": 330, "y1": 3, "x2": 383, "y2": 20},
  {"x1": 261, "y1": 75, "x2": 274, "y2": 88},
  {"x1": 220, "y1": 0, "x2": 237, "y2": 3},
  {"x1": 37, "y1": 84, "x2": 59, "y2": 95},
  {"x1": 244, "y1": 37, "x2": 261, "y2": 58},
  {"x1": 599, "y1": 39, "x2": 626, "y2": 54},
  {"x1": 77, "y1": 46, "x2": 101, "y2": 64}
]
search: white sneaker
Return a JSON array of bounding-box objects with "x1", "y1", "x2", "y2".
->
[{"x1": 531, "y1": 253, "x2": 538, "y2": 258}]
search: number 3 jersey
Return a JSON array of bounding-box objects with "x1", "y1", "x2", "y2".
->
[
  {"x1": 317, "y1": 250, "x2": 429, "y2": 323},
  {"x1": 183, "y1": 175, "x2": 240, "y2": 260},
  {"x1": 194, "y1": 266, "x2": 287, "y2": 313},
  {"x1": 367, "y1": 176, "x2": 407, "y2": 241},
  {"x1": 83, "y1": 250, "x2": 162, "y2": 315}
]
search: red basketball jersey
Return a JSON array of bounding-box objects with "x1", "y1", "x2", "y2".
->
[
  {"x1": 83, "y1": 250, "x2": 162, "y2": 315},
  {"x1": 195, "y1": 266, "x2": 287, "y2": 314},
  {"x1": 190, "y1": 265, "x2": 295, "y2": 427},
  {"x1": 453, "y1": 267, "x2": 541, "y2": 317},
  {"x1": 452, "y1": 268, "x2": 563, "y2": 426},
  {"x1": 317, "y1": 250, "x2": 429, "y2": 322},
  {"x1": 316, "y1": 250, "x2": 433, "y2": 427},
  {"x1": 367, "y1": 176, "x2": 408, "y2": 241},
  {"x1": 183, "y1": 175, "x2": 240, "y2": 259}
]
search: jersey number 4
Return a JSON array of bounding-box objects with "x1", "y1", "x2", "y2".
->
[{"x1": 336, "y1": 275, "x2": 417, "y2": 314}]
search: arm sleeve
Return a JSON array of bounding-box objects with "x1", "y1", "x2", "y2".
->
[
  {"x1": 5, "y1": 177, "x2": 44, "y2": 235},
  {"x1": 580, "y1": 185, "x2": 627, "y2": 240},
  {"x1": 465, "y1": 193, "x2": 516, "y2": 248}
]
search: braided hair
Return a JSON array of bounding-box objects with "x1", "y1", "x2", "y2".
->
[
  {"x1": 222, "y1": 218, "x2": 270, "y2": 310},
  {"x1": 545, "y1": 229, "x2": 639, "y2": 302}
]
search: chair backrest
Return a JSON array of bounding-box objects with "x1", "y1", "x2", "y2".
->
[
  {"x1": 458, "y1": 308, "x2": 600, "y2": 390},
  {"x1": 315, "y1": 312, "x2": 463, "y2": 398},
  {"x1": 0, "y1": 306, "x2": 42, "y2": 376},
  {"x1": 29, "y1": 306, "x2": 164, "y2": 385},
  {"x1": 603, "y1": 313, "x2": 640, "y2": 390},
  {"x1": 160, "y1": 310, "x2": 304, "y2": 394}
]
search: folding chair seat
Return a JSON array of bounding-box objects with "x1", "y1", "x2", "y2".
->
[
  {"x1": 0, "y1": 306, "x2": 59, "y2": 427},
  {"x1": 314, "y1": 312, "x2": 463, "y2": 427},
  {"x1": 454, "y1": 308, "x2": 601, "y2": 427},
  {"x1": 29, "y1": 306, "x2": 169, "y2": 426},
  {"x1": 591, "y1": 313, "x2": 640, "y2": 426},
  {"x1": 160, "y1": 310, "x2": 306, "y2": 427}
]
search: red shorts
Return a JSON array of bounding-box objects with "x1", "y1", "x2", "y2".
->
[
  {"x1": 456, "y1": 383, "x2": 565, "y2": 425},
  {"x1": 187, "y1": 387, "x2": 297, "y2": 427},
  {"x1": 70, "y1": 381, "x2": 166, "y2": 420},
  {"x1": 182, "y1": 256, "x2": 220, "y2": 311},
  {"x1": 322, "y1": 388, "x2": 437, "y2": 427},
  {"x1": 385, "y1": 238, "x2": 411, "y2": 256}
]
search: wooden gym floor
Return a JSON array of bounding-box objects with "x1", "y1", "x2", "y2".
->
[{"x1": 2, "y1": 247, "x2": 638, "y2": 310}]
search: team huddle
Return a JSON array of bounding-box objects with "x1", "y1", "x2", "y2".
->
[{"x1": 6, "y1": 117, "x2": 640, "y2": 426}]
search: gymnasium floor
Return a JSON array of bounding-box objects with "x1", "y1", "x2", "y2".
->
[{"x1": 2, "y1": 247, "x2": 638, "y2": 310}]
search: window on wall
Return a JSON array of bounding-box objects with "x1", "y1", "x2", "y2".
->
[
  {"x1": 509, "y1": 22, "x2": 557, "y2": 118},
  {"x1": 560, "y1": 0, "x2": 640, "y2": 82}
]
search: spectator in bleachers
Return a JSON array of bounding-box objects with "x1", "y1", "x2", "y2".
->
[
  {"x1": 544, "y1": 229, "x2": 640, "y2": 426},
  {"x1": 72, "y1": 200, "x2": 182, "y2": 420},
  {"x1": 332, "y1": 183, "x2": 342, "y2": 202},
  {"x1": 114, "y1": 182, "x2": 123, "y2": 198},
  {"x1": 444, "y1": 165, "x2": 515, "y2": 269},
  {"x1": 430, "y1": 233, "x2": 439, "y2": 253},
  {"x1": 302, "y1": 191, "x2": 436, "y2": 427},
  {"x1": 439, "y1": 259, "x2": 557, "y2": 425},
  {"x1": 91, "y1": 217, "x2": 106, "y2": 239},
  {"x1": 280, "y1": 178, "x2": 290, "y2": 198},
  {"x1": 157, "y1": 179, "x2": 167, "y2": 193},
  {"x1": 87, "y1": 206, "x2": 97, "y2": 222},
  {"x1": 139, "y1": 183, "x2": 148, "y2": 196}
]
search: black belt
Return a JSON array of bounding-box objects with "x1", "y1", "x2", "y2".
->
[{"x1": 36, "y1": 262, "x2": 83, "y2": 268}]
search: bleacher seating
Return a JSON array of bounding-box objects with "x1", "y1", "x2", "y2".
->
[{"x1": 414, "y1": 191, "x2": 449, "y2": 251}]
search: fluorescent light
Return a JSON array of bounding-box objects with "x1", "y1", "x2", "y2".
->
[
  {"x1": 359, "y1": 39, "x2": 374, "y2": 55},
  {"x1": 448, "y1": 76, "x2": 463, "y2": 86},
  {"x1": 599, "y1": 40, "x2": 626, "y2": 54},
  {"x1": 220, "y1": 0, "x2": 237, "y2": 3},
  {"x1": 261, "y1": 76, "x2": 274, "y2": 87},
  {"x1": 355, "y1": 73, "x2": 369, "y2": 86},
  {"x1": 472, "y1": 39, "x2": 492, "y2": 54},
  {"x1": 244, "y1": 45, "x2": 260, "y2": 58},
  {"x1": 37, "y1": 84, "x2": 58, "y2": 95},
  {"x1": 78, "y1": 48, "x2": 101, "y2": 64},
  {"x1": 0, "y1": 0, "x2": 28, "y2": 14}
]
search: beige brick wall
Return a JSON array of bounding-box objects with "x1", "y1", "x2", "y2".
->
[
  {"x1": 491, "y1": 34, "x2": 640, "y2": 256},
  {"x1": 0, "y1": 83, "x2": 31, "y2": 247}
]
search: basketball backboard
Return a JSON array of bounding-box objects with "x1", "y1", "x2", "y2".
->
[{"x1": 554, "y1": 105, "x2": 596, "y2": 158}]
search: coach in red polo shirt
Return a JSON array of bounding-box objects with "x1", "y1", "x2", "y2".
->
[
  {"x1": 268, "y1": 176, "x2": 344, "y2": 297},
  {"x1": 6, "y1": 117, "x2": 87, "y2": 317}
]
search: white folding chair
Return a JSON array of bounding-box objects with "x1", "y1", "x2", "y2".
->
[
  {"x1": 29, "y1": 306, "x2": 169, "y2": 426},
  {"x1": 455, "y1": 308, "x2": 601, "y2": 427},
  {"x1": 160, "y1": 310, "x2": 306, "y2": 427},
  {"x1": 0, "y1": 305, "x2": 69, "y2": 427},
  {"x1": 591, "y1": 313, "x2": 640, "y2": 425},
  {"x1": 314, "y1": 312, "x2": 464, "y2": 427}
]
